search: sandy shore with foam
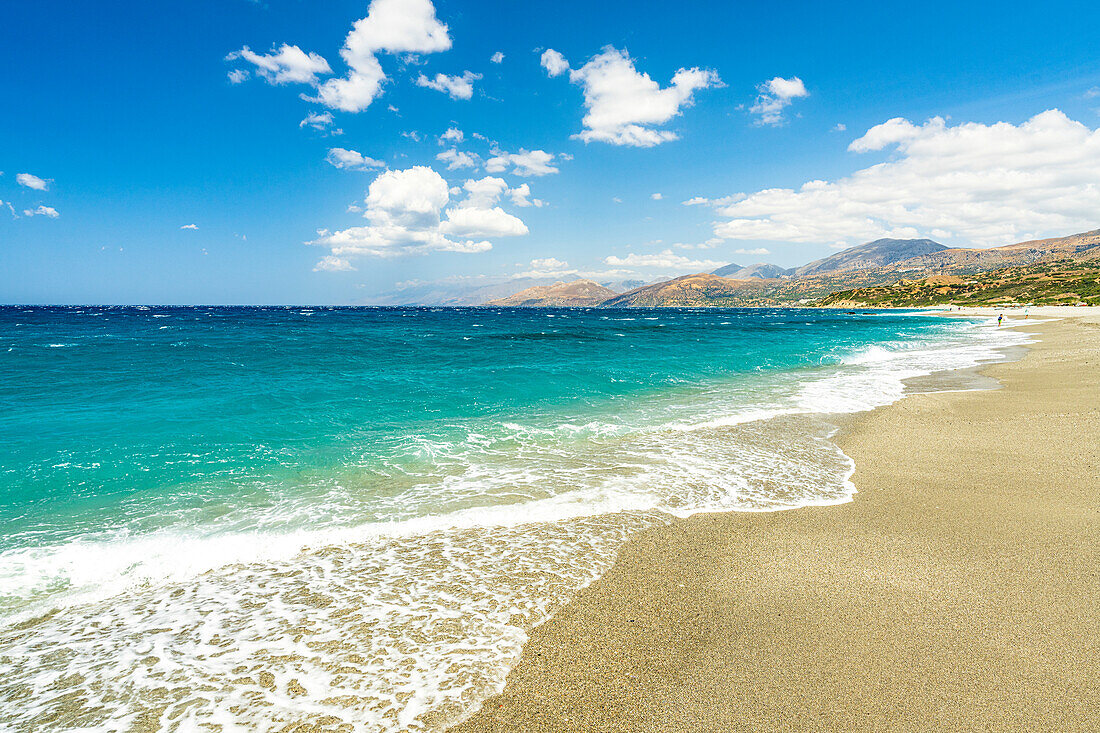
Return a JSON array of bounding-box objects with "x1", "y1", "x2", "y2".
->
[{"x1": 450, "y1": 311, "x2": 1100, "y2": 732}]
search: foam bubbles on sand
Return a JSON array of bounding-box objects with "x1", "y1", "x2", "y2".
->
[
  {"x1": 0, "y1": 415, "x2": 864, "y2": 730},
  {"x1": 0, "y1": 513, "x2": 665, "y2": 732}
]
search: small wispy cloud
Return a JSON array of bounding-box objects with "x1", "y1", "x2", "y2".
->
[
  {"x1": 16, "y1": 173, "x2": 49, "y2": 191},
  {"x1": 415, "y1": 71, "x2": 481, "y2": 100},
  {"x1": 437, "y1": 148, "x2": 480, "y2": 170},
  {"x1": 225, "y1": 44, "x2": 331, "y2": 85},
  {"x1": 300, "y1": 111, "x2": 342, "y2": 135},
  {"x1": 485, "y1": 148, "x2": 560, "y2": 177},
  {"x1": 24, "y1": 205, "x2": 59, "y2": 218},
  {"x1": 749, "y1": 76, "x2": 809, "y2": 125},
  {"x1": 604, "y1": 250, "x2": 723, "y2": 270},
  {"x1": 180, "y1": 224, "x2": 199, "y2": 230},
  {"x1": 325, "y1": 147, "x2": 387, "y2": 170},
  {"x1": 314, "y1": 255, "x2": 356, "y2": 272},
  {"x1": 438, "y1": 127, "x2": 464, "y2": 144}
]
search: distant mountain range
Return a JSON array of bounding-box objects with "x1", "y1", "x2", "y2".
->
[
  {"x1": 710, "y1": 262, "x2": 794, "y2": 279},
  {"x1": 601, "y1": 274, "x2": 755, "y2": 307},
  {"x1": 438, "y1": 229, "x2": 1100, "y2": 308},
  {"x1": 486, "y1": 279, "x2": 618, "y2": 307},
  {"x1": 877, "y1": 230, "x2": 1100, "y2": 271},
  {"x1": 793, "y1": 238, "x2": 947, "y2": 277},
  {"x1": 371, "y1": 276, "x2": 648, "y2": 306},
  {"x1": 707, "y1": 238, "x2": 948, "y2": 283}
]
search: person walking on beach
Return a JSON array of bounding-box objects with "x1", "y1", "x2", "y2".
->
[{"x1": 998, "y1": 314, "x2": 1004, "y2": 326}]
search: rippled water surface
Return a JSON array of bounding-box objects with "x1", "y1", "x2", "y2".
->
[{"x1": 0, "y1": 306, "x2": 1028, "y2": 731}]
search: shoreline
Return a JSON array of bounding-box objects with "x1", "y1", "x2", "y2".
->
[{"x1": 450, "y1": 312, "x2": 1100, "y2": 731}]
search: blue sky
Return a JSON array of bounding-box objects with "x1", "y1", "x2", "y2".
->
[{"x1": 2, "y1": 0, "x2": 1099, "y2": 304}]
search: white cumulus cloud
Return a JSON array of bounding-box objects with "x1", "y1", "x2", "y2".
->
[
  {"x1": 415, "y1": 71, "x2": 481, "y2": 99},
  {"x1": 227, "y1": 44, "x2": 332, "y2": 85},
  {"x1": 436, "y1": 148, "x2": 480, "y2": 170},
  {"x1": 846, "y1": 116, "x2": 922, "y2": 153},
  {"x1": 326, "y1": 147, "x2": 387, "y2": 170},
  {"x1": 300, "y1": 111, "x2": 341, "y2": 134},
  {"x1": 314, "y1": 255, "x2": 357, "y2": 272},
  {"x1": 672, "y1": 238, "x2": 723, "y2": 250},
  {"x1": 484, "y1": 149, "x2": 560, "y2": 176},
  {"x1": 540, "y1": 49, "x2": 569, "y2": 77},
  {"x1": 16, "y1": 173, "x2": 49, "y2": 191},
  {"x1": 508, "y1": 183, "x2": 543, "y2": 207},
  {"x1": 603, "y1": 250, "x2": 723, "y2": 270},
  {"x1": 531, "y1": 257, "x2": 567, "y2": 269},
  {"x1": 713, "y1": 109, "x2": 1100, "y2": 246},
  {"x1": 440, "y1": 205, "x2": 527, "y2": 237},
  {"x1": 749, "y1": 76, "x2": 808, "y2": 125},
  {"x1": 440, "y1": 176, "x2": 529, "y2": 237},
  {"x1": 180, "y1": 224, "x2": 199, "y2": 230},
  {"x1": 310, "y1": 63, "x2": 387, "y2": 112},
  {"x1": 24, "y1": 205, "x2": 60, "y2": 218},
  {"x1": 438, "y1": 127, "x2": 464, "y2": 144},
  {"x1": 457, "y1": 176, "x2": 509, "y2": 208},
  {"x1": 343, "y1": 0, "x2": 450, "y2": 53},
  {"x1": 299, "y1": 0, "x2": 452, "y2": 112},
  {"x1": 310, "y1": 166, "x2": 529, "y2": 262},
  {"x1": 543, "y1": 46, "x2": 721, "y2": 147},
  {"x1": 513, "y1": 257, "x2": 577, "y2": 279},
  {"x1": 490, "y1": 51, "x2": 504, "y2": 64}
]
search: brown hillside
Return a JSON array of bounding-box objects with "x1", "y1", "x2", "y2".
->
[
  {"x1": 890, "y1": 229, "x2": 1100, "y2": 272},
  {"x1": 600, "y1": 274, "x2": 767, "y2": 307},
  {"x1": 486, "y1": 279, "x2": 617, "y2": 307}
]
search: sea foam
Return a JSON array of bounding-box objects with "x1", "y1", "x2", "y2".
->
[{"x1": 0, "y1": 311, "x2": 1032, "y2": 732}]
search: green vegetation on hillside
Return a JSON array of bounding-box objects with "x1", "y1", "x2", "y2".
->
[
  {"x1": 481, "y1": 230, "x2": 1100, "y2": 308},
  {"x1": 816, "y1": 260, "x2": 1100, "y2": 307}
]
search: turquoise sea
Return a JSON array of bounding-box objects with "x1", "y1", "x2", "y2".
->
[{"x1": 0, "y1": 306, "x2": 1028, "y2": 731}]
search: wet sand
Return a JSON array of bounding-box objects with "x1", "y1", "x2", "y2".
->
[{"x1": 451, "y1": 315, "x2": 1100, "y2": 732}]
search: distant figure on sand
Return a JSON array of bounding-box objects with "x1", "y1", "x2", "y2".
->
[{"x1": 998, "y1": 314, "x2": 1004, "y2": 326}]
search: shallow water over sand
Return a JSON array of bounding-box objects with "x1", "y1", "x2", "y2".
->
[{"x1": 0, "y1": 307, "x2": 1029, "y2": 730}]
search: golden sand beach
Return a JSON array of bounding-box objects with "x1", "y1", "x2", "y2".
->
[{"x1": 452, "y1": 311, "x2": 1100, "y2": 732}]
